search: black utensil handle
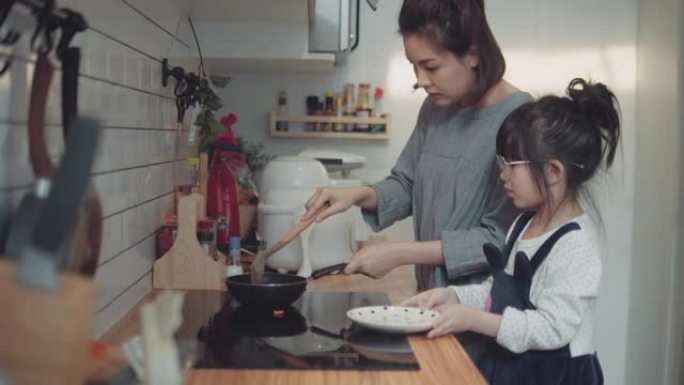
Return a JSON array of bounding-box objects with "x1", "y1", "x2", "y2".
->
[
  {"x1": 61, "y1": 46, "x2": 80, "y2": 138},
  {"x1": 31, "y1": 117, "x2": 101, "y2": 257},
  {"x1": 310, "y1": 263, "x2": 347, "y2": 280}
]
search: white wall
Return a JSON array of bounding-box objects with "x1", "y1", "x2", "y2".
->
[
  {"x1": 490, "y1": 2, "x2": 637, "y2": 384},
  {"x1": 0, "y1": 0, "x2": 196, "y2": 337},
  {"x1": 627, "y1": 0, "x2": 684, "y2": 383},
  {"x1": 213, "y1": 1, "x2": 637, "y2": 383}
]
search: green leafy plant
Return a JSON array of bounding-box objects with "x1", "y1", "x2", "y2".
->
[
  {"x1": 236, "y1": 137, "x2": 275, "y2": 173},
  {"x1": 195, "y1": 76, "x2": 230, "y2": 153}
]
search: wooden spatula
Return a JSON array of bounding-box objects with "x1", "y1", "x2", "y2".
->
[{"x1": 250, "y1": 205, "x2": 326, "y2": 284}]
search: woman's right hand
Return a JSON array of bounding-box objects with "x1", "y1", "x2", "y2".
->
[
  {"x1": 302, "y1": 186, "x2": 375, "y2": 222},
  {"x1": 400, "y1": 288, "x2": 460, "y2": 311}
]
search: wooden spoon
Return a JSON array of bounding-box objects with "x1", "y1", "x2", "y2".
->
[{"x1": 251, "y1": 205, "x2": 326, "y2": 284}]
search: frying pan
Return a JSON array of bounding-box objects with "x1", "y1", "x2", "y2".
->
[{"x1": 226, "y1": 262, "x2": 347, "y2": 309}]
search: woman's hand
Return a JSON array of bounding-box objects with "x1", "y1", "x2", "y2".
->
[
  {"x1": 343, "y1": 241, "x2": 405, "y2": 278},
  {"x1": 400, "y1": 288, "x2": 460, "y2": 311},
  {"x1": 302, "y1": 186, "x2": 376, "y2": 223}
]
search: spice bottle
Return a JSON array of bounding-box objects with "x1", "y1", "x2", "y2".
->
[
  {"x1": 306, "y1": 95, "x2": 319, "y2": 132},
  {"x1": 197, "y1": 219, "x2": 217, "y2": 260},
  {"x1": 226, "y1": 236, "x2": 243, "y2": 277},
  {"x1": 323, "y1": 91, "x2": 335, "y2": 131},
  {"x1": 355, "y1": 83, "x2": 372, "y2": 131},
  {"x1": 276, "y1": 91, "x2": 289, "y2": 131},
  {"x1": 333, "y1": 94, "x2": 343, "y2": 132},
  {"x1": 342, "y1": 83, "x2": 356, "y2": 131}
]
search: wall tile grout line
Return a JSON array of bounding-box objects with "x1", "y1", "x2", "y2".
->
[
  {"x1": 97, "y1": 228, "x2": 158, "y2": 268},
  {"x1": 95, "y1": 269, "x2": 152, "y2": 315},
  {"x1": 0, "y1": 120, "x2": 191, "y2": 133},
  {"x1": 79, "y1": 72, "x2": 173, "y2": 100},
  {"x1": 1, "y1": 160, "x2": 185, "y2": 192},
  {"x1": 93, "y1": 158, "x2": 185, "y2": 178},
  {"x1": 87, "y1": 25, "x2": 164, "y2": 65},
  {"x1": 119, "y1": 0, "x2": 192, "y2": 48},
  {"x1": 102, "y1": 190, "x2": 174, "y2": 220},
  {"x1": 0, "y1": 184, "x2": 32, "y2": 194},
  {"x1": 0, "y1": 53, "x2": 174, "y2": 100}
]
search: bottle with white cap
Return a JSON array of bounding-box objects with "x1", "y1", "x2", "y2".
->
[{"x1": 226, "y1": 236, "x2": 243, "y2": 277}]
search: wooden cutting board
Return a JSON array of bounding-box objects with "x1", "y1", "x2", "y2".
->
[
  {"x1": 0, "y1": 259, "x2": 95, "y2": 385},
  {"x1": 153, "y1": 193, "x2": 226, "y2": 291}
]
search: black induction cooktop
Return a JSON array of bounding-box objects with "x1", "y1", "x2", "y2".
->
[{"x1": 193, "y1": 292, "x2": 420, "y2": 370}]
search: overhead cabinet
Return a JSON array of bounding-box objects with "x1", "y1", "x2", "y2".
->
[{"x1": 172, "y1": 0, "x2": 360, "y2": 73}]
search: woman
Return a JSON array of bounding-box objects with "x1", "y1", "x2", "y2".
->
[{"x1": 303, "y1": 0, "x2": 532, "y2": 291}]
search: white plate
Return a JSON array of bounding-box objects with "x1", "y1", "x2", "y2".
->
[{"x1": 346, "y1": 306, "x2": 439, "y2": 334}]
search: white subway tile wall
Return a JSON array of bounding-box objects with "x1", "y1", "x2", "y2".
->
[{"x1": 0, "y1": 0, "x2": 196, "y2": 337}]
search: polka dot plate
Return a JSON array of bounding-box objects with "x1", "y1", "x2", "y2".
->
[{"x1": 346, "y1": 306, "x2": 439, "y2": 334}]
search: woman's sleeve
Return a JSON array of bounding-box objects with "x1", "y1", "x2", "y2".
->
[
  {"x1": 362, "y1": 99, "x2": 427, "y2": 231},
  {"x1": 495, "y1": 234, "x2": 602, "y2": 353},
  {"x1": 441, "y1": 163, "x2": 519, "y2": 278}
]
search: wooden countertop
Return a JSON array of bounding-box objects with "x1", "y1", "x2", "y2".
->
[{"x1": 102, "y1": 266, "x2": 486, "y2": 385}]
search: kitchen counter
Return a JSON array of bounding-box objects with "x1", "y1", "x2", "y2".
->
[{"x1": 102, "y1": 266, "x2": 486, "y2": 385}]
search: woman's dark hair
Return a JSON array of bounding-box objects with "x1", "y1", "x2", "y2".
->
[
  {"x1": 496, "y1": 78, "x2": 621, "y2": 199},
  {"x1": 398, "y1": 0, "x2": 506, "y2": 96}
]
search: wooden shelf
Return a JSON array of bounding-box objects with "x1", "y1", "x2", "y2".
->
[{"x1": 268, "y1": 113, "x2": 391, "y2": 140}]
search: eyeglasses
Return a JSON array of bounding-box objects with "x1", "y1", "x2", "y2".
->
[
  {"x1": 496, "y1": 155, "x2": 586, "y2": 173},
  {"x1": 496, "y1": 155, "x2": 531, "y2": 173}
]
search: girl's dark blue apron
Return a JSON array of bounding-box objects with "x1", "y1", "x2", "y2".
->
[{"x1": 477, "y1": 211, "x2": 603, "y2": 385}]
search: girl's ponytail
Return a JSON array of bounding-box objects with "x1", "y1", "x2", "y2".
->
[{"x1": 567, "y1": 78, "x2": 621, "y2": 168}]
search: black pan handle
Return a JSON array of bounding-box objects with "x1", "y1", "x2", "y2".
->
[{"x1": 310, "y1": 263, "x2": 347, "y2": 280}]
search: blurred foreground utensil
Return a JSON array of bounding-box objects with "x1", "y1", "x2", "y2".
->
[{"x1": 17, "y1": 117, "x2": 101, "y2": 292}]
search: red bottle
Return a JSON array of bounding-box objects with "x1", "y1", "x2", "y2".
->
[{"x1": 206, "y1": 114, "x2": 244, "y2": 250}]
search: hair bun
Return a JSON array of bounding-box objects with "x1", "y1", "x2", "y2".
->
[
  {"x1": 566, "y1": 78, "x2": 621, "y2": 166},
  {"x1": 567, "y1": 79, "x2": 610, "y2": 114}
]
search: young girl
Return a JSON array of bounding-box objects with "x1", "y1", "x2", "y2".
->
[{"x1": 402, "y1": 78, "x2": 620, "y2": 384}]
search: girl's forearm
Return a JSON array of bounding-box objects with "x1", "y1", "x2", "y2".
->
[{"x1": 465, "y1": 307, "x2": 502, "y2": 338}]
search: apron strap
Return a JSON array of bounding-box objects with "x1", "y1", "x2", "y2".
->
[
  {"x1": 502, "y1": 211, "x2": 535, "y2": 266},
  {"x1": 529, "y1": 222, "x2": 581, "y2": 275}
]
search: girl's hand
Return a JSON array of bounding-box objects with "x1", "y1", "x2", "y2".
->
[
  {"x1": 427, "y1": 304, "x2": 474, "y2": 338},
  {"x1": 302, "y1": 187, "x2": 373, "y2": 222},
  {"x1": 400, "y1": 288, "x2": 460, "y2": 311},
  {"x1": 343, "y1": 242, "x2": 403, "y2": 278}
]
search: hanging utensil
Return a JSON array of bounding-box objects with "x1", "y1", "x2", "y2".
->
[
  {"x1": 59, "y1": 44, "x2": 102, "y2": 275},
  {"x1": 6, "y1": 50, "x2": 55, "y2": 264},
  {"x1": 17, "y1": 117, "x2": 101, "y2": 291}
]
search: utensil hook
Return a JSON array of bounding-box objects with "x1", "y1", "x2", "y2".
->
[
  {"x1": 0, "y1": 0, "x2": 19, "y2": 44},
  {"x1": 0, "y1": 0, "x2": 19, "y2": 77},
  {"x1": 55, "y1": 8, "x2": 87, "y2": 60},
  {"x1": 29, "y1": 0, "x2": 59, "y2": 53}
]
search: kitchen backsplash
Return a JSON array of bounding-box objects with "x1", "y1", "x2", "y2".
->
[{"x1": 0, "y1": 0, "x2": 196, "y2": 337}]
